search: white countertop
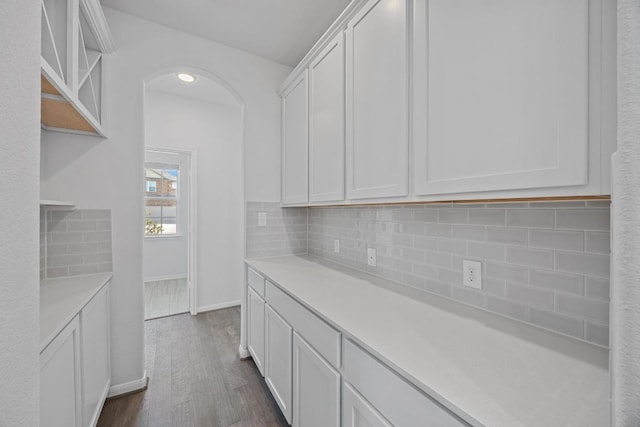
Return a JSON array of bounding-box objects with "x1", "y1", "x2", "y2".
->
[
  {"x1": 40, "y1": 273, "x2": 112, "y2": 352},
  {"x1": 246, "y1": 255, "x2": 609, "y2": 427}
]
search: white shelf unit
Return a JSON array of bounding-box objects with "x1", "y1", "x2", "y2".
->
[
  {"x1": 40, "y1": 0, "x2": 114, "y2": 137},
  {"x1": 40, "y1": 200, "x2": 76, "y2": 209}
]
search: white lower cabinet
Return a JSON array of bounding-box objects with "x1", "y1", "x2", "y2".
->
[
  {"x1": 41, "y1": 316, "x2": 83, "y2": 427},
  {"x1": 80, "y1": 285, "x2": 111, "y2": 427},
  {"x1": 342, "y1": 382, "x2": 392, "y2": 427},
  {"x1": 247, "y1": 286, "x2": 266, "y2": 375},
  {"x1": 41, "y1": 282, "x2": 111, "y2": 427},
  {"x1": 249, "y1": 266, "x2": 466, "y2": 426},
  {"x1": 343, "y1": 339, "x2": 467, "y2": 426},
  {"x1": 292, "y1": 332, "x2": 340, "y2": 427},
  {"x1": 265, "y1": 304, "x2": 293, "y2": 423}
]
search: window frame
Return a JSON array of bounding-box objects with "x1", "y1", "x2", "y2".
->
[{"x1": 144, "y1": 163, "x2": 180, "y2": 238}]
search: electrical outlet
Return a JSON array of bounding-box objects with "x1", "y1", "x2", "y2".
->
[
  {"x1": 367, "y1": 248, "x2": 377, "y2": 267},
  {"x1": 463, "y1": 260, "x2": 482, "y2": 289},
  {"x1": 334, "y1": 239, "x2": 340, "y2": 253},
  {"x1": 258, "y1": 212, "x2": 267, "y2": 227}
]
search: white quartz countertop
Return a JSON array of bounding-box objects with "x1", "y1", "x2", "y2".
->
[
  {"x1": 246, "y1": 255, "x2": 609, "y2": 427},
  {"x1": 40, "y1": 273, "x2": 112, "y2": 352}
]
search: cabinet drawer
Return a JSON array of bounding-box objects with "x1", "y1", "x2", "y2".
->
[
  {"x1": 247, "y1": 267, "x2": 265, "y2": 297},
  {"x1": 265, "y1": 280, "x2": 341, "y2": 368},
  {"x1": 343, "y1": 339, "x2": 468, "y2": 426}
]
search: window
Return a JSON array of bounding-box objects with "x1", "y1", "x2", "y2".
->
[{"x1": 144, "y1": 166, "x2": 179, "y2": 236}]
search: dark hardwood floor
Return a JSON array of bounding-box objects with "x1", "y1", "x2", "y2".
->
[{"x1": 97, "y1": 307, "x2": 288, "y2": 427}]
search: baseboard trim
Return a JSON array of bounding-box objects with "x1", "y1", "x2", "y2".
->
[
  {"x1": 143, "y1": 274, "x2": 186, "y2": 283},
  {"x1": 107, "y1": 372, "x2": 148, "y2": 398},
  {"x1": 197, "y1": 300, "x2": 241, "y2": 313},
  {"x1": 239, "y1": 344, "x2": 250, "y2": 359},
  {"x1": 88, "y1": 380, "x2": 111, "y2": 427}
]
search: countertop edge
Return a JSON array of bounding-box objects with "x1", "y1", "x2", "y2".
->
[
  {"x1": 245, "y1": 255, "x2": 608, "y2": 427},
  {"x1": 246, "y1": 258, "x2": 481, "y2": 426},
  {"x1": 40, "y1": 273, "x2": 113, "y2": 352}
]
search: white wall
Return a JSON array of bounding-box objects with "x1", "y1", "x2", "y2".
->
[
  {"x1": 0, "y1": 1, "x2": 41, "y2": 425},
  {"x1": 611, "y1": 1, "x2": 640, "y2": 424},
  {"x1": 144, "y1": 89, "x2": 244, "y2": 310},
  {"x1": 40, "y1": 8, "x2": 290, "y2": 389}
]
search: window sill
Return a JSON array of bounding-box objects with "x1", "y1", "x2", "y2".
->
[{"x1": 144, "y1": 234, "x2": 182, "y2": 240}]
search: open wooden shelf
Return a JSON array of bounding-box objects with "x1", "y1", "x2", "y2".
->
[
  {"x1": 41, "y1": 75, "x2": 98, "y2": 134},
  {"x1": 40, "y1": 0, "x2": 113, "y2": 137}
]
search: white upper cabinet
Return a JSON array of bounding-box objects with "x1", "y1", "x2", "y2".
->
[
  {"x1": 345, "y1": 0, "x2": 409, "y2": 200},
  {"x1": 309, "y1": 33, "x2": 346, "y2": 203},
  {"x1": 412, "y1": 0, "x2": 616, "y2": 198},
  {"x1": 279, "y1": 0, "x2": 614, "y2": 205},
  {"x1": 41, "y1": 0, "x2": 114, "y2": 137},
  {"x1": 282, "y1": 71, "x2": 310, "y2": 205}
]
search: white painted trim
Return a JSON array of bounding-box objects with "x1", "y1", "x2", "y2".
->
[
  {"x1": 278, "y1": 0, "x2": 369, "y2": 94},
  {"x1": 197, "y1": 300, "x2": 241, "y2": 313},
  {"x1": 143, "y1": 273, "x2": 187, "y2": 283},
  {"x1": 79, "y1": 0, "x2": 115, "y2": 53},
  {"x1": 189, "y1": 150, "x2": 198, "y2": 315},
  {"x1": 239, "y1": 344, "x2": 250, "y2": 359},
  {"x1": 107, "y1": 372, "x2": 148, "y2": 398},
  {"x1": 143, "y1": 146, "x2": 197, "y2": 316},
  {"x1": 88, "y1": 380, "x2": 110, "y2": 427}
]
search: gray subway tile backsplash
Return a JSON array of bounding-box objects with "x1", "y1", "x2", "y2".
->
[
  {"x1": 529, "y1": 229, "x2": 585, "y2": 251},
  {"x1": 304, "y1": 201, "x2": 611, "y2": 347},
  {"x1": 248, "y1": 200, "x2": 610, "y2": 347},
  {"x1": 40, "y1": 209, "x2": 113, "y2": 280},
  {"x1": 556, "y1": 209, "x2": 610, "y2": 231},
  {"x1": 246, "y1": 201, "x2": 307, "y2": 259},
  {"x1": 507, "y1": 209, "x2": 555, "y2": 228}
]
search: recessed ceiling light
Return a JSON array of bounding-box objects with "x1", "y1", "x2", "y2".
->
[{"x1": 177, "y1": 73, "x2": 195, "y2": 83}]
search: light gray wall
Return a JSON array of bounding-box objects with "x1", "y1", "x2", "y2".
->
[
  {"x1": 40, "y1": 8, "x2": 291, "y2": 390},
  {"x1": 0, "y1": 1, "x2": 41, "y2": 425},
  {"x1": 308, "y1": 201, "x2": 611, "y2": 347},
  {"x1": 611, "y1": 0, "x2": 640, "y2": 423},
  {"x1": 144, "y1": 89, "x2": 244, "y2": 310}
]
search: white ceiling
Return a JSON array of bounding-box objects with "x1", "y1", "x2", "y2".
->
[
  {"x1": 146, "y1": 72, "x2": 241, "y2": 107},
  {"x1": 100, "y1": 0, "x2": 351, "y2": 67}
]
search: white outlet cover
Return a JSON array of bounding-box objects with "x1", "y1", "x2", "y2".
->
[
  {"x1": 258, "y1": 212, "x2": 267, "y2": 227},
  {"x1": 367, "y1": 248, "x2": 377, "y2": 267},
  {"x1": 463, "y1": 260, "x2": 482, "y2": 289},
  {"x1": 334, "y1": 239, "x2": 340, "y2": 253}
]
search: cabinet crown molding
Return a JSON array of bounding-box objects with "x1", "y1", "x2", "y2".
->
[
  {"x1": 80, "y1": 0, "x2": 115, "y2": 54},
  {"x1": 278, "y1": 0, "x2": 368, "y2": 95}
]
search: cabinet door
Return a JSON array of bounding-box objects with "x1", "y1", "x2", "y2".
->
[
  {"x1": 265, "y1": 304, "x2": 293, "y2": 423},
  {"x1": 342, "y1": 382, "x2": 392, "y2": 427},
  {"x1": 41, "y1": 316, "x2": 82, "y2": 427},
  {"x1": 309, "y1": 33, "x2": 345, "y2": 203},
  {"x1": 282, "y1": 71, "x2": 309, "y2": 205},
  {"x1": 413, "y1": 0, "x2": 592, "y2": 196},
  {"x1": 81, "y1": 284, "x2": 111, "y2": 427},
  {"x1": 345, "y1": 0, "x2": 409, "y2": 200},
  {"x1": 293, "y1": 332, "x2": 340, "y2": 427},
  {"x1": 248, "y1": 286, "x2": 266, "y2": 376}
]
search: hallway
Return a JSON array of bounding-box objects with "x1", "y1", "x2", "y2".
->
[{"x1": 97, "y1": 307, "x2": 287, "y2": 427}]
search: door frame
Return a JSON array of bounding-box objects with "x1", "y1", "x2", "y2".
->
[{"x1": 144, "y1": 146, "x2": 198, "y2": 315}]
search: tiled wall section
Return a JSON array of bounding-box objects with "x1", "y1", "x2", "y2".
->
[
  {"x1": 246, "y1": 201, "x2": 307, "y2": 258},
  {"x1": 43, "y1": 209, "x2": 113, "y2": 278},
  {"x1": 308, "y1": 201, "x2": 611, "y2": 347}
]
